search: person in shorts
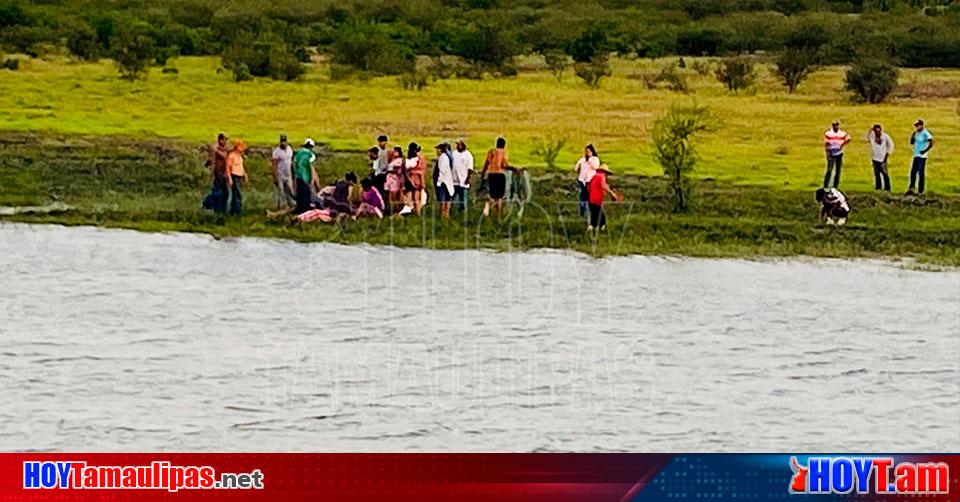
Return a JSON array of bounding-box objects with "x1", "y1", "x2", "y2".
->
[
  {"x1": 815, "y1": 187, "x2": 850, "y2": 226},
  {"x1": 481, "y1": 137, "x2": 509, "y2": 217}
]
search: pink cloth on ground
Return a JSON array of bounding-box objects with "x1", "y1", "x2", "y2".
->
[{"x1": 297, "y1": 208, "x2": 334, "y2": 223}]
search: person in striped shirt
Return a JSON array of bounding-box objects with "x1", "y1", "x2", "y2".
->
[{"x1": 823, "y1": 120, "x2": 851, "y2": 188}]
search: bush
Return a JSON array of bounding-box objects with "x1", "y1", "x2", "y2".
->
[
  {"x1": 66, "y1": 22, "x2": 100, "y2": 61},
  {"x1": 544, "y1": 50, "x2": 568, "y2": 82},
  {"x1": 641, "y1": 63, "x2": 688, "y2": 93},
  {"x1": 651, "y1": 104, "x2": 714, "y2": 212},
  {"x1": 845, "y1": 59, "x2": 899, "y2": 103},
  {"x1": 110, "y1": 25, "x2": 155, "y2": 80},
  {"x1": 452, "y1": 22, "x2": 518, "y2": 69},
  {"x1": 691, "y1": 60, "x2": 713, "y2": 75},
  {"x1": 232, "y1": 62, "x2": 251, "y2": 82},
  {"x1": 331, "y1": 21, "x2": 412, "y2": 75},
  {"x1": 775, "y1": 48, "x2": 818, "y2": 93},
  {"x1": 574, "y1": 56, "x2": 610, "y2": 89},
  {"x1": 676, "y1": 28, "x2": 723, "y2": 57},
  {"x1": 565, "y1": 23, "x2": 610, "y2": 63},
  {"x1": 222, "y1": 36, "x2": 305, "y2": 81},
  {"x1": 715, "y1": 56, "x2": 755, "y2": 92},
  {"x1": 399, "y1": 69, "x2": 429, "y2": 90},
  {"x1": 2, "y1": 58, "x2": 18, "y2": 70}
]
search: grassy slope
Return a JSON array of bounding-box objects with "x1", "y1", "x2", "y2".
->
[
  {"x1": 0, "y1": 56, "x2": 958, "y2": 194},
  {"x1": 1, "y1": 133, "x2": 959, "y2": 265}
]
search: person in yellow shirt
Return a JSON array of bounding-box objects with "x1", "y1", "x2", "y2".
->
[{"x1": 226, "y1": 140, "x2": 248, "y2": 215}]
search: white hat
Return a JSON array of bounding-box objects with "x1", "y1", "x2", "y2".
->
[{"x1": 304, "y1": 138, "x2": 316, "y2": 147}]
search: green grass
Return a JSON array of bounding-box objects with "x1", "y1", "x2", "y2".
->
[
  {"x1": 0, "y1": 56, "x2": 958, "y2": 194},
  {"x1": 2, "y1": 133, "x2": 959, "y2": 265}
]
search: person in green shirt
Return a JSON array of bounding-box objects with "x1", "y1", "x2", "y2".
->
[{"x1": 293, "y1": 138, "x2": 319, "y2": 214}]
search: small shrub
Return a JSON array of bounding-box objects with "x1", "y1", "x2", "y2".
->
[
  {"x1": 691, "y1": 60, "x2": 713, "y2": 75},
  {"x1": 845, "y1": 59, "x2": 898, "y2": 104},
  {"x1": 544, "y1": 49, "x2": 568, "y2": 82},
  {"x1": 715, "y1": 56, "x2": 755, "y2": 92},
  {"x1": 161, "y1": 67, "x2": 179, "y2": 74},
  {"x1": 232, "y1": 62, "x2": 252, "y2": 82},
  {"x1": 641, "y1": 63, "x2": 688, "y2": 93},
  {"x1": 574, "y1": 56, "x2": 611, "y2": 89},
  {"x1": 329, "y1": 63, "x2": 356, "y2": 81},
  {"x1": 498, "y1": 62, "x2": 518, "y2": 77},
  {"x1": 651, "y1": 104, "x2": 715, "y2": 212},
  {"x1": 530, "y1": 134, "x2": 567, "y2": 169},
  {"x1": 456, "y1": 63, "x2": 485, "y2": 80},
  {"x1": 399, "y1": 69, "x2": 429, "y2": 90},
  {"x1": 678, "y1": 56, "x2": 686, "y2": 68},
  {"x1": 775, "y1": 48, "x2": 818, "y2": 93},
  {"x1": 2, "y1": 58, "x2": 18, "y2": 70}
]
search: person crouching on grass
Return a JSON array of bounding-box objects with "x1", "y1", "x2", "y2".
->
[
  {"x1": 355, "y1": 177, "x2": 385, "y2": 219},
  {"x1": 587, "y1": 164, "x2": 620, "y2": 232},
  {"x1": 815, "y1": 187, "x2": 850, "y2": 226}
]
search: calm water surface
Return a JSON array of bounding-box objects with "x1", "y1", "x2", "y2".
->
[{"x1": 1, "y1": 223, "x2": 958, "y2": 451}]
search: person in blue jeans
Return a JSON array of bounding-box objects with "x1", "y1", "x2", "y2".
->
[{"x1": 907, "y1": 119, "x2": 934, "y2": 196}]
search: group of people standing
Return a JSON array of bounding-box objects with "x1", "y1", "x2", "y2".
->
[
  {"x1": 818, "y1": 118, "x2": 934, "y2": 226},
  {"x1": 822, "y1": 118, "x2": 935, "y2": 194}
]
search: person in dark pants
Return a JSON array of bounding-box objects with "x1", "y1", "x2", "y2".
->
[
  {"x1": 202, "y1": 132, "x2": 230, "y2": 213},
  {"x1": 292, "y1": 138, "x2": 319, "y2": 214},
  {"x1": 907, "y1": 119, "x2": 934, "y2": 196},
  {"x1": 587, "y1": 164, "x2": 619, "y2": 232},
  {"x1": 866, "y1": 124, "x2": 894, "y2": 192},
  {"x1": 574, "y1": 144, "x2": 600, "y2": 218},
  {"x1": 823, "y1": 121, "x2": 851, "y2": 188},
  {"x1": 226, "y1": 140, "x2": 247, "y2": 215},
  {"x1": 372, "y1": 134, "x2": 389, "y2": 196}
]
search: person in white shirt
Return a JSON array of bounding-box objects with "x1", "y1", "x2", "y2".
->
[
  {"x1": 451, "y1": 139, "x2": 474, "y2": 212},
  {"x1": 823, "y1": 121, "x2": 851, "y2": 188},
  {"x1": 574, "y1": 144, "x2": 600, "y2": 217},
  {"x1": 434, "y1": 142, "x2": 455, "y2": 218},
  {"x1": 865, "y1": 124, "x2": 894, "y2": 192},
  {"x1": 816, "y1": 187, "x2": 850, "y2": 226},
  {"x1": 270, "y1": 133, "x2": 295, "y2": 210}
]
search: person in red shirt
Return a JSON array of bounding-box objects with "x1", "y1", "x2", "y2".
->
[{"x1": 587, "y1": 164, "x2": 619, "y2": 231}]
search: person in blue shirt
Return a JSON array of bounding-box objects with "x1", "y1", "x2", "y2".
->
[{"x1": 907, "y1": 119, "x2": 934, "y2": 196}]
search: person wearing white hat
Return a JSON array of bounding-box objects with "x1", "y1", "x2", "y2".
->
[{"x1": 293, "y1": 138, "x2": 319, "y2": 214}]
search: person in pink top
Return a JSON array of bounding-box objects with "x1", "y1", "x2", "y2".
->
[
  {"x1": 823, "y1": 120, "x2": 851, "y2": 188},
  {"x1": 574, "y1": 144, "x2": 600, "y2": 217},
  {"x1": 384, "y1": 146, "x2": 404, "y2": 214}
]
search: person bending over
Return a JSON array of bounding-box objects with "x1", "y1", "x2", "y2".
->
[{"x1": 815, "y1": 187, "x2": 850, "y2": 226}]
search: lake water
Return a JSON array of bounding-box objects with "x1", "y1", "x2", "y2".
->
[{"x1": 1, "y1": 223, "x2": 958, "y2": 452}]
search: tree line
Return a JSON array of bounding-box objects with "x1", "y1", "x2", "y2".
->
[{"x1": 2, "y1": 0, "x2": 958, "y2": 82}]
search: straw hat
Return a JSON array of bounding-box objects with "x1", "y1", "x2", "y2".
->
[{"x1": 597, "y1": 163, "x2": 613, "y2": 174}]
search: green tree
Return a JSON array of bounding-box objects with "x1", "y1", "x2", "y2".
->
[
  {"x1": 544, "y1": 49, "x2": 568, "y2": 82},
  {"x1": 845, "y1": 59, "x2": 899, "y2": 103},
  {"x1": 66, "y1": 21, "x2": 100, "y2": 61},
  {"x1": 574, "y1": 56, "x2": 611, "y2": 89},
  {"x1": 110, "y1": 24, "x2": 155, "y2": 80},
  {"x1": 775, "y1": 48, "x2": 818, "y2": 93},
  {"x1": 651, "y1": 104, "x2": 714, "y2": 212},
  {"x1": 715, "y1": 56, "x2": 755, "y2": 92}
]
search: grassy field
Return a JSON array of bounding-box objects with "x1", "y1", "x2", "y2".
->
[
  {"x1": 2, "y1": 133, "x2": 959, "y2": 266},
  {"x1": 1, "y1": 56, "x2": 958, "y2": 194}
]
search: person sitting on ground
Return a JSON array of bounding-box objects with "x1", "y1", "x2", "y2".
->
[
  {"x1": 815, "y1": 187, "x2": 850, "y2": 226},
  {"x1": 355, "y1": 177, "x2": 385, "y2": 219},
  {"x1": 481, "y1": 137, "x2": 509, "y2": 217},
  {"x1": 384, "y1": 146, "x2": 404, "y2": 214},
  {"x1": 587, "y1": 163, "x2": 620, "y2": 232},
  {"x1": 321, "y1": 171, "x2": 358, "y2": 215}
]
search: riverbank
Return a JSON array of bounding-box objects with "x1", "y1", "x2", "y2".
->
[{"x1": 1, "y1": 133, "x2": 959, "y2": 265}]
